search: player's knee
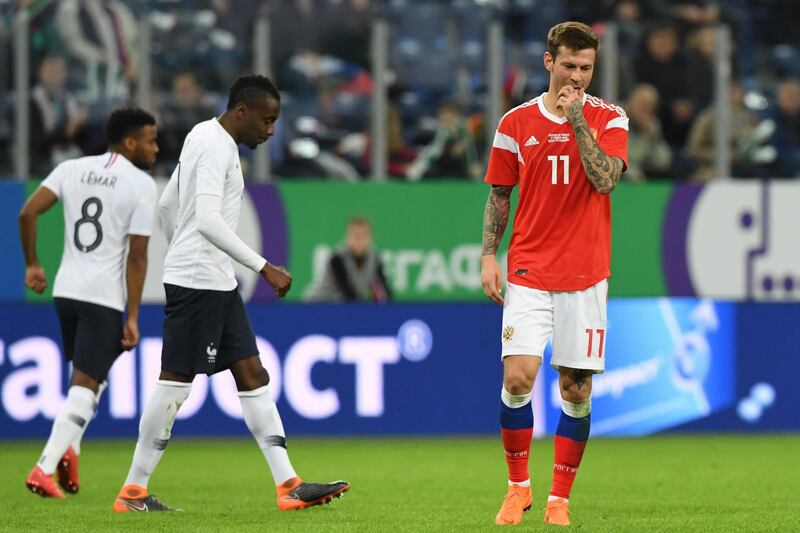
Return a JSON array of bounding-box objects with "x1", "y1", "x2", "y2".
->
[
  {"x1": 232, "y1": 363, "x2": 269, "y2": 391},
  {"x1": 159, "y1": 370, "x2": 193, "y2": 383},
  {"x1": 559, "y1": 380, "x2": 591, "y2": 403},
  {"x1": 558, "y1": 368, "x2": 592, "y2": 402},
  {"x1": 70, "y1": 368, "x2": 100, "y2": 393},
  {"x1": 504, "y1": 369, "x2": 534, "y2": 395}
]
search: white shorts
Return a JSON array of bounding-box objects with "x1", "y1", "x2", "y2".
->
[{"x1": 500, "y1": 279, "x2": 608, "y2": 373}]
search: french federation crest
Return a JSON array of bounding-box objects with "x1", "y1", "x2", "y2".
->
[{"x1": 502, "y1": 326, "x2": 515, "y2": 344}]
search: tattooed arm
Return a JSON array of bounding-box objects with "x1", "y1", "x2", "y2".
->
[
  {"x1": 482, "y1": 185, "x2": 513, "y2": 256},
  {"x1": 557, "y1": 87, "x2": 623, "y2": 194},
  {"x1": 480, "y1": 185, "x2": 513, "y2": 304},
  {"x1": 566, "y1": 101, "x2": 623, "y2": 194}
]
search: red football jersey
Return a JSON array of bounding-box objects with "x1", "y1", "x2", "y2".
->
[{"x1": 485, "y1": 93, "x2": 628, "y2": 291}]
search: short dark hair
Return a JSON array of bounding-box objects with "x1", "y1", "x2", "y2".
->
[
  {"x1": 547, "y1": 21, "x2": 599, "y2": 59},
  {"x1": 227, "y1": 74, "x2": 281, "y2": 110},
  {"x1": 105, "y1": 108, "x2": 156, "y2": 145}
]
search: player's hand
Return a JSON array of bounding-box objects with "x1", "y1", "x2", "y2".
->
[
  {"x1": 25, "y1": 265, "x2": 48, "y2": 293},
  {"x1": 262, "y1": 263, "x2": 292, "y2": 298},
  {"x1": 556, "y1": 85, "x2": 583, "y2": 118},
  {"x1": 481, "y1": 255, "x2": 504, "y2": 304},
  {"x1": 121, "y1": 317, "x2": 140, "y2": 351}
]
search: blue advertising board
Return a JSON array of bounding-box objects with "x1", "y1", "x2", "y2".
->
[
  {"x1": 673, "y1": 303, "x2": 800, "y2": 432},
  {"x1": 537, "y1": 299, "x2": 736, "y2": 437},
  {"x1": 0, "y1": 303, "x2": 503, "y2": 438},
  {"x1": 0, "y1": 299, "x2": 792, "y2": 440}
]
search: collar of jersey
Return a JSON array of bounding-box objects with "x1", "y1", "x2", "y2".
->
[
  {"x1": 212, "y1": 117, "x2": 239, "y2": 149},
  {"x1": 537, "y1": 92, "x2": 589, "y2": 125}
]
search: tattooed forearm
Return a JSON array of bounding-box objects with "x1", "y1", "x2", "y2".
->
[
  {"x1": 481, "y1": 185, "x2": 513, "y2": 256},
  {"x1": 566, "y1": 101, "x2": 623, "y2": 194}
]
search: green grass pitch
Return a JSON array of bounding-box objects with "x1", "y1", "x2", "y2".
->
[{"x1": 1, "y1": 434, "x2": 798, "y2": 532}]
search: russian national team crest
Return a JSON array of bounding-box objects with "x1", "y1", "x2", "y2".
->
[{"x1": 502, "y1": 326, "x2": 515, "y2": 344}]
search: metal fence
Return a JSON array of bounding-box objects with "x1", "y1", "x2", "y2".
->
[{"x1": 4, "y1": 3, "x2": 733, "y2": 181}]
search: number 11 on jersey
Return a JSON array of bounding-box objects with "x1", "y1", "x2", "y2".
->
[{"x1": 548, "y1": 155, "x2": 569, "y2": 185}]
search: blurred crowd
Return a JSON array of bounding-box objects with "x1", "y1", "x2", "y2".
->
[{"x1": 0, "y1": 0, "x2": 798, "y2": 180}]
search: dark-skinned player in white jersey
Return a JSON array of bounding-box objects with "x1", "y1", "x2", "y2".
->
[
  {"x1": 113, "y1": 75, "x2": 349, "y2": 513},
  {"x1": 21, "y1": 108, "x2": 159, "y2": 498}
]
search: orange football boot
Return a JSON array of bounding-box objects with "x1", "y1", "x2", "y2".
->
[
  {"x1": 26, "y1": 466, "x2": 65, "y2": 498},
  {"x1": 543, "y1": 497, "x2": 571, "y2": 526},
  {"x1": 56, "y1": 446, "x2": 79, "y2": 494},
  {"x1": 495, "y1": 484, "x2": 532, "y2": 525},
  {"x1": 113, "y1": 484, "x2": 178, "y2": 512},
  {"x1": 276, "y1": 476, "x2": 349, "y2": 510}
]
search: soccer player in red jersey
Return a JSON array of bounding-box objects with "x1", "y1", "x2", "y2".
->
[{"x1": 481, "y1": 22, "x2": 628, "y2": 526}]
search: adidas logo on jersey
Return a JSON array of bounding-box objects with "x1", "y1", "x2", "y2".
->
[{"x1": 524, "y1": 135, "x2": 539, "y2": 146}]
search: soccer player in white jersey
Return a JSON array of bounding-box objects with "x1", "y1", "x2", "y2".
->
[
  {"x1": 19, "y1": 108, "x2": 159, "y2": 498},
  {"x1": 113, "y1": 75, "x2": 349, "y2": 513}
]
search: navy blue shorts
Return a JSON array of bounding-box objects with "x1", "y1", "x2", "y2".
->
[
  {"x1": 54, "y1": 297, "x2": 123, "y2": 381},
  {"x1": 161, "y1": 284, "x2": 259, "y2": 376}
]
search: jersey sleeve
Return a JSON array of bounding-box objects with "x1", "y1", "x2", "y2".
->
[
  {"x1": 484, "y1": 115, "x2": 520, "y2": 186},
  {"x1": 128, "y1": 178, "x2": 157, "y2": 236},
  {"x1": 195, "y1": 140, "x2": 233, "y2": 198},
  {"x1": 598, "y1": 110, "x2": 629, "y2": 170},
  {"x1": 40, "y1": 161, "x2": 70, "y2": 197}
]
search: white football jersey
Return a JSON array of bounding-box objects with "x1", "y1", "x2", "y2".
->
[
  {"x1": 42, "y1": 152, "x2": 157, "y2": 311},
  {"x1": 162, "y1": 118, "x2": 246, "y2": 291}
]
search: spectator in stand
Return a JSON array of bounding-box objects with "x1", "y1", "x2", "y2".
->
[
  {"x1": 305, "y1": 216, "x2": 392, "y2": 302},
  {"x1": 634, "y1": 22, "x2": 693, "y2": 149},
  {"x1": 269, "y1": 0, "x2": 335, "y2": 90},
  {"x1": 157, "y1": 72, "x2": 218, "y2": 167},
  {"x1": 405, "y1": 102, "x2": 481, "y2": 181},
  {"x1": 55, "y1": 0, "x2": 139, "y2": 100},
  {"x1": 610, "y1": 0, "x2": 648, "y2": 96},
  {"x1": 688, "y1": 84, "x2": 775, "y2": 181},
  {"x1": 199, "y1": 0, "x2": 258, "y2": 91},
  {"x1": 320, "y1": 0, "x2": 372, "y2": 70},
  {"x1": 29, "y1": 55, "x2": 89, "y2": 176},
  {"x1": 686, "y1": 25, "x2": 719, "y2": 115},
  {"x1": 767, "y1": 78, "x2": 800, "y2": 178},
  {"x1": 670, "y1": 0, "x2": 719, "y2": 37},
  {"x1": 625, "y1": 83, "x2": 672, "y2": 181},
  {"x1": 9, "y1": 0, "x2": 64, "y2": 78},
  {"x1": 358, "y1": 105, "x2": 417, "y2": 178}
]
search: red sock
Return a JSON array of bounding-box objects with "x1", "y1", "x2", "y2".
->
[
  {"x1": 551, "y1": 435, "x2": 588, "y2": 499},
  {"x1": 501, "y1": 427, "x2": 533, "y2": 483}
]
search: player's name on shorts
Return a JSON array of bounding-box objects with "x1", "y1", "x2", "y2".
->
[{"x1": 80, "y1": 171, "x2": 117, "y2": 189}]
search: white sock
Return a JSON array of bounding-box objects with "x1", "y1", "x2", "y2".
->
[
  {"x1": 38, "y1": 386, "x2": 96, "y2": 474},
  {"x1": 124, "y1": 380, "x2": 191, "y2": 488},
  {"x1": 509, "y1": 479, "x2": 531, "y2": 487},
  {"x1": 501, "y1": 387, "x2": 532, "y2": 408},
  {"x1": 239, "y1": 385, "x2": 297, "y2": 485},
  {"x1": 561, "y1": 398, "x2": 591, "y2": 418},
  {"x1": 548, "y1": 495, "x2": 569, "y2": 503},
  {"x1": 72, "y1": 381, "x2": 108, "y2": 456}
]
